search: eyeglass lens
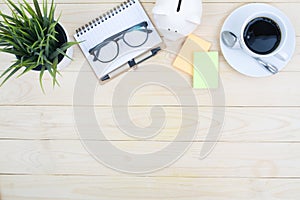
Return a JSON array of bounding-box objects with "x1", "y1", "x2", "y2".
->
[
  {"x1": 96, "y1": 26, "x2": 149, "y2": 63},
  {"x1": 123, "y1": 27, "x2": 149, "y2": 47},
  {"x1": 97, "y1": 41, "x2": 119, "y2": 63}
]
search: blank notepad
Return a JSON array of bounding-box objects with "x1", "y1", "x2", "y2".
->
[
  {"x1": 74, "y1": 0, "x2": 162, "y2": 79},
  {"x1": 193, "y1": 52, "x2": 219, "y2": 89},
  {"x1": 173, "y1": 34, "x2": 211, "y2": 75}
]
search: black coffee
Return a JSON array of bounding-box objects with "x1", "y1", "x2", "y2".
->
[{"x1": 243, "y1": 17, "x2": 281, "y2": 55}]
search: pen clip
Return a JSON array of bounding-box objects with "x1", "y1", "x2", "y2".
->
[
  {"x1": 128, "y1": 59, "x2": 138, "y2": 70},
  {"x1": 128, "y1": 59, "x2": 136, "y2": 67}
]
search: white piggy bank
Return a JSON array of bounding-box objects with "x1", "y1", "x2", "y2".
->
[{"x1": 152, "y1": 0, "x2": 202, "y2": 41}]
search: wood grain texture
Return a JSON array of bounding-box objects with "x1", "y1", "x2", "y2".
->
[
  {"x1": 0, "y1": 0, "x2": 300, "y2": 199},
  {"x1": 0, "y1": 70, "x2": 300, "y2": 106},
  {"x1": 0, "y1": 106, "x2": 300, "y2": 142},
  {"x1": 0, "y1": 140, "x2": 299, "y2": 178},
  {"x1": 0, "y1": 175, "x2": 299, "y2": 200}
]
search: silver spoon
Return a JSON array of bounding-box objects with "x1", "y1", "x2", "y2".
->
[{"x1": 221, "y1": 31, "x2": 279, "y2": 74}]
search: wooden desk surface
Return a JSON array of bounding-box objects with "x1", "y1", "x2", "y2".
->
[{"x1": 0, "y1": 0, "x2": 300, "y2": 199}]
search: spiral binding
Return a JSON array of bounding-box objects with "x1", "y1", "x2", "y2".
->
[{"x1": 75, "y1": 0, "x2": 136, "y2": 37}]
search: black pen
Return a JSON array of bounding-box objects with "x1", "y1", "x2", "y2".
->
[{"x1": 101, "y1": 47, "x2": 161, "y2": 81}]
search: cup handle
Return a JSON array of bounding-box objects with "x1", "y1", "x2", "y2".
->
[{"x1": 275, "y1": 51, "x2": 289, "y2": 61}]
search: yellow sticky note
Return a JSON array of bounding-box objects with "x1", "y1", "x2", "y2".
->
[
  {"x1": 173, "y1": 34, "x2": 211, "y2": 75},
  {"x1": 193, "y1": 52, "x2": 219, "y2": 89}
]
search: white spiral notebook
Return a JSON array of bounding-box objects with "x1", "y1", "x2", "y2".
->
[{"x1": 74, "y1": 0, "x2": 162, "y2": 80}]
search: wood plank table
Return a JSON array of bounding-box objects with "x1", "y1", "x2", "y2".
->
[{"x1": 0, "y1": 0, "x2": 300, "y2": 199}]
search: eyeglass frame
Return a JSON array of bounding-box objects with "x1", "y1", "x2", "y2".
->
[{"x1": 89, "y1": 21, "x2": 153, "y2": 63}]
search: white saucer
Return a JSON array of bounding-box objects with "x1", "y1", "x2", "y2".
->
[{"x1": 220, "y1": 3, "x2": 296, "y2": 77}]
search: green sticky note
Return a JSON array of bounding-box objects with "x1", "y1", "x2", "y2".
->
[{"x1": 193, "y1": 52, "x2": 219, "y2": 89}]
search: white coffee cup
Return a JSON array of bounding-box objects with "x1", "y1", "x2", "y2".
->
[{"x1": 240, "y1": 12, "x2": 288, "y2": 61}]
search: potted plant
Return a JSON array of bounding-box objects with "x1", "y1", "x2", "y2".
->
[{"x1": 0, "y1": 0, "x2": 77, "y2": 92}]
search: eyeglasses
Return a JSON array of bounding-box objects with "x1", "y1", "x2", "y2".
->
[{"x1": 89, "y1": 21, "x2": 153, "y2": 63}]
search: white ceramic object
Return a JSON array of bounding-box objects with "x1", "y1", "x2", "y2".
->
[
  {"x1": 239, "y1": 12, "x2": 289, "y2": 62},
  {"x1": 152, "y1": 0, "x2": 202, "y2": 41},
  {"x1": 220, "y1": 3, "x2": 296, "y2": 77}
]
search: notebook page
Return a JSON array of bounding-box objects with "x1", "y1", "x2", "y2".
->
[{"x1": 74, "y1": 0, "x2": 162, "y2": 79}]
